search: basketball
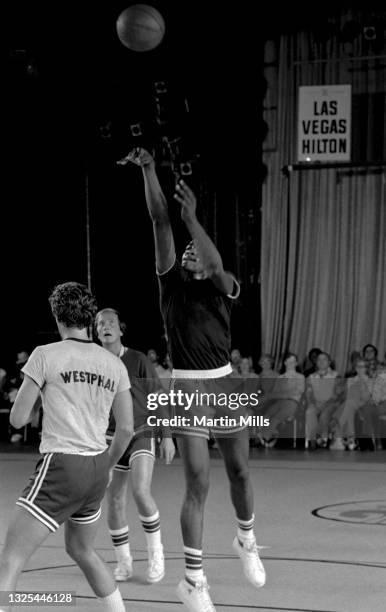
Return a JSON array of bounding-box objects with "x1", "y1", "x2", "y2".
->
[{"x1": 116, "y1": 5, "x2": 165, "y2": 52}]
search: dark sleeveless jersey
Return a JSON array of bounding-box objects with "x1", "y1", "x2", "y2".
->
[
  {"x1": 158, "y1": 260, "x2": 237, "y2": 370},
  {"x1": 107, "y1": 347, "x2": 161, "y2": 437}
]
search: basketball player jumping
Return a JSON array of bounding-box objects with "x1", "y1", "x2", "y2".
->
[
  {"x1": 95, "y1": 307, "x2": 175, "y2": 584},
  {"x1": 0, "y1": 282, "x2": 133, "y2": 612},
  {"x1": 127, "y1": 148, "x2": 265, "y2": 612}
]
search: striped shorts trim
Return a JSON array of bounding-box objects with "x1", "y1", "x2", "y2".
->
[
  {"x1": 172, "y1": 427, "x2": 211, "y2": 440},
  {"x1": 16, "y1": 497, "x2": 59, "y2": 533},
  {"x1": 26, "y1": 453, "x2": 54, "y2": 504},
  {"x1": 17, "y1": 451, "x2": 109, "y2": 531},
  {"x1": 172, "y1": 424, "x2": 248, "y2": 439},
  {"x1": 172, "y1": 363, "x2": 232, "y2": 379},
  {"x1": 114, "y1": 437, "x2": 155, "y2": 472},
  {"x1": 70, "y1": 507, "x2": 102, "y2": 525},
  {"x1": 129, "y1": 444, "x2": 156, "y2": 469}
]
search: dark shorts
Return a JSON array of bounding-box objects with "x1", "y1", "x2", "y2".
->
[
  {"x1": 171, "y1": 376, "x2": 251, "y2": 440},
  {"x1": 110, "y1": 435, "x2": 156, "y2": 472},
  {"x1": 16, "y1": 450, "x2": 110, "y2": 532}
]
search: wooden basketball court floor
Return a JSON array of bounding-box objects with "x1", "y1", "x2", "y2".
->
[{"x1": 1, "y1": 447, "x2": 385, "y2": 612}]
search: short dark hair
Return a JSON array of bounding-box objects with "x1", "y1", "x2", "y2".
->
[
  {"x1": 362, "y1": 343, "x2": 378, "y2": 358},
  {"x1": 259, "y1": 353, "x2": 274, "y2": 366},
  {"x1": 95, "y1": 308, "x2": 127, "y2": 335},
  {"x1": 308, "y1": 347, "x2": 322, "y2": 359},
  {"x1": 49, "y1": 282, "x2": 97, "y2": 329},
  {"x1": 280, "y1": 351, "x2": 298, "y2": 374},
  {"x1": 317, "y1": 351, "x2": 331, "y2": 362}
]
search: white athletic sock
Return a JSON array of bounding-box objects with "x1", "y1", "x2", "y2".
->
[
  {"x1": 110, "y1": 526, "x2": 131, "y2": 561},
  {"x1": 139, "y1": 511, "x2": 162, "y2": 549},
  {"x1": 237, "y1": 514, "x2": 255, "y2": 544},
  {"x1": 98, "y1": 588, "x2": 125, "y2": 611},
  {"x1": 184, "y1": 545, "x2": 204, "y2": 584}
]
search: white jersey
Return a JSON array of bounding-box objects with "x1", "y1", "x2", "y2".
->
[{"x1": 22, "y1": 338, "x2": 131, "y2": 455}]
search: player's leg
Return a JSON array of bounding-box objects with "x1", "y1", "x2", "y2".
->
[
  {"x1": 320, "y1": 402, "x2": 339, "y2": 441},
  {"x1": 64, "y1": 520, "x2": 125, "y2": 611},
  {"x1": 0, "y1": 506, "x2": 51, "y2": 609},
  {"x1": 177, "y1": 435, "x2": 210, "y2": 559},
  {"x1": 260, "y1": 402, "x2": 280, "y2": 444},
  {"x1": 176, "y1": 434, "x2": 215, "y2": 612},
  {"x1": 216, "y1": 431, "x2": 266, "y2": 588},
  {"x1": 305, "y1": 403, "x2": 319, "y2": 447},
  {"x1": 106, "y1": 469, "x2": 133, "y2": 581},
  {"x1": 130, "y1": 442, "x2": 164, "y2": 583},
  {"x1": 217, "y1": 429, "x2": 253, "y2": 519},
  {"x1": 263, "y1": 399, "x2": 297, "y2": 444}
]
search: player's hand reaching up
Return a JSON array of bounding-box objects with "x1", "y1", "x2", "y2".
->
[
  {"x1": 125, "y1": 147, "x2": 155, "y2": 168},
  {"x1": 174, "y1": 179, "x2": 197, "y2": 223}
]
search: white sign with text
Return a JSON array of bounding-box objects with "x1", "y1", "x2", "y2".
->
[{"x1": 297, "y1": 85, "x2": 351, "y2": 162}]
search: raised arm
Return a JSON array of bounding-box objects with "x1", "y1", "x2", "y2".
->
[
  {"x1": 174, "y1": 179, "x2": 238, "y2": 296},
  {"x1": 127, "y1": 148, "x2": 176, "y2": 274}
]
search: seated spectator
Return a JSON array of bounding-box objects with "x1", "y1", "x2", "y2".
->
[
  {"x1": 247, "y1": 355, "x2": 256, "y2": 373},
  {"x1": 147, "y1": 348, "x2": 164, "y2": 374},
  {"x1": 0, "y1": 367, "x2": 10, "y2": 441},
  {"x1": 230, "y1": 348, "x2": 242, "y2": 374},
  {"x1": 362, "y1": 343, "x2": 380, "y2": 377},
  {"x1": 257, "y1": 354, "x2": 279, "y2": 396},
  {"x1": 232, "y1": 357, "x2": 259, "y2": 445},
  {"x1": 147, "y1": 348, "x2": 170, "y2": 389},
  {"x1": 233, "y1": 357, "x2": 259, "y2": 379},
  {"x1": 303, "y1": 347, "x2": 323, "y2": 377},
  {"x1": 369, "y1": 370, "x2": 386, "y2": 447},
  {"x1": 334, "y1": 358, "x2": 374, "y2": 450},
  {"x1": 0, "y1": 368, "x2": 7, "y2": 400},
  {"x1": 345, "y1": 351, "x2": 362, "y2": 378},
  {"x1": 6, "y1": 350, "x2": 29, "y2": 443},
  {"x1": 157, "y1": 352, "x2": 173, "y2": 390},
  {"x1": 259, "y1": 352, "x2": 305, "y2": 447},
  {"x1": 305, "y1": 352, "x2": 344, "y2": 450},
  {"x1": 337, "y1": 367, "x2": 386, "y2": 451}
]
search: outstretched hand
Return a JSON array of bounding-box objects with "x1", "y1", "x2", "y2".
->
[
  {"x1": 122, "y1": 147, "x2": 155, "y2": 168},
  {"x1": 174, "y1": 179, "x2": 197, "y2": 223}
]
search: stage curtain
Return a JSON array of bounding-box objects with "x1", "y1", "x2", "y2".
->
[{"x1": 261, "y1": 9, "x2": 386, "y2": 371}]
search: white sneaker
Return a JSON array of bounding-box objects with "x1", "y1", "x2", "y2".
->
[
  {"x1": 316, "y1": 437, "x2": 328, "y2": 448},
  {"x1": 329, "y1": 437, "x2": 346, "y2": 450},
  {"x1": 176, "y1": 576, "x2": 216, "y2": 612},
  {"x1": 233, "y1": 537, "x2": 266, "y2": 588},
  {"x1": 147, "y1": 547, "x2": 165, "y2": 583},
  {"x1": 113, "y1": 556, "x2": 133, "y2": 581},
  {"x1": 346, "y1": 437, "x2": 358, "y2": 451}
]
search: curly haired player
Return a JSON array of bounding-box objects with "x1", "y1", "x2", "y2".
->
[{"x1": 0, "y1": 282, "x2": 133, "y2": 612}]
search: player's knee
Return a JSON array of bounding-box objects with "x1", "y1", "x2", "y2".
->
[
  {"x1": 0, "y1": 554, "x2": 25, "y2": 574},
  {"x1": 132, "y1": 481, "x2": 151, "y2": 505},
  {"x1": 108, "y1": 490, "x2": 127, "y2": 513},
  {"x1": 227, "y1": 462, "x2": 250, "y2": 486},
  {"x1": 65, "y1": 535, "x2": 92, "y2": 562},
  {"x1": 185, "y1": 472, "x2": 210, "y2": 501}
]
